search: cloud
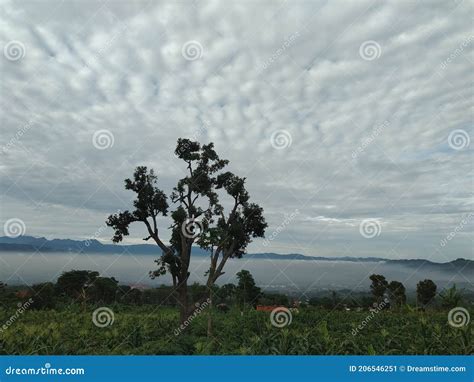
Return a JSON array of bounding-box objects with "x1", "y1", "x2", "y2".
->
[{"x1": 0, "y1": 0, "x2": 472, "y2": 261}]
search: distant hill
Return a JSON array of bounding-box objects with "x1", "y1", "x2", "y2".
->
[{"x1": 0, "y1": 236, "x2": 472, "y2": 273}]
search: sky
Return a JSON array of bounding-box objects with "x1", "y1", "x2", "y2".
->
[{"x1": 0, "y1": 0, "x2": 472, "y2": 262}]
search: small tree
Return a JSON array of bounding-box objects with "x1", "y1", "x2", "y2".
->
[
  {"x1": 89, "y1": 277, "x2": 119, "y2": 304},
  {"x1": 387, "y1": 280, "x2": 406, "y2": 308},
  {"x1": 236, "y1": 270, "x2": 261, "y2": 308},
  {"x1": 30, "y1": 282, "x2": 56, "y2": 309},
  {"x1": 56, "y1": 270, "x2": 99, "y2": 308},
  {"x1": 218, "y1": 283, "x2": 236, "y2": 304},
  {"x1": 439, "y1": 284, "x2": 463, "y2": 309},
  {"x1": 416, "y1": 279, "x2": 437, "y2": 308},
  {"x1": 369, "y1": 274, "x2": 388, "y2": 304}
]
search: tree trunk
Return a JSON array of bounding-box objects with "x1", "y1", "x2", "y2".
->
[
  {"x1": 177, "y1": 280, "x2": 188, "y2": 324},
  {"x1": 207, "y1": 287, "x2": 213, "y2": 337}
]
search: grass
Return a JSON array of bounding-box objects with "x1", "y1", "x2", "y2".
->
[{"x1": 0, "y1": 305, "x2": 471, "y2": 355}]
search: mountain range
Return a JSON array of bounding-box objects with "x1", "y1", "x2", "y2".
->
[{"x1": 0, "y1": 235, "x2": 472, "y2": 273}]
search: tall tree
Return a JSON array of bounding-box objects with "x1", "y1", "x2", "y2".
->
[
  {"x1": 106, "y1": 139, "x2": 266, "y2": 324},
  {"x1": 369, "y1": 274, "x2": 388, "y2": 304},
  {"x1": 416, "y1": 279, "x2": 437, "y2": 308},
  {"x1": 387, "y1": 280, "x2": 406, "y2": 308}
]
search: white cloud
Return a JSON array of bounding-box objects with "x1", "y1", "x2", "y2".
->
[{"x1": 0, "y1": 0, "x2": 472, "y2": 261}]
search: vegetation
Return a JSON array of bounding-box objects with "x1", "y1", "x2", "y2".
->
[
  {"x1": 106, "y1": 139, "x2": 267, "y2": 325},
  {"x1": 0, "y1": 271, "x2": 472, "y2": 355},
  {"x1": 417, "y1": 279, "x2": 437, "y2": 308},
  {"x1": 0, "y1": 305, "x2": 471, "y2": 355}
]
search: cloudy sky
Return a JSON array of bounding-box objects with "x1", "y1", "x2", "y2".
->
[{"x1": 1, "y1": 0, "x2": 472, "y2": 262}]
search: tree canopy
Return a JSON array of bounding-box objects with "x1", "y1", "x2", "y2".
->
[{"x1": 106, "y1": 138, "x2": 267, "y2": 322}]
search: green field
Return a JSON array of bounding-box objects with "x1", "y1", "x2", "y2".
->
[{"x1": 1, "y1": 305, "x2": 471, "y2": 355}]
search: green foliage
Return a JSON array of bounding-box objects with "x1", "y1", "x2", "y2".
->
[
  {"x1": 369, "y1": 274, "x2": 388, "y2": 303},
  {"x1": 416, "y1": 279, "x2": 437, "y2": 307},
  {"x1": 439, "y1": 284, "x2": 463, "y2": 309},
  {"x1": 88, "y1": 277, "x2": 119, "y2": 304},
  {"x1": 388, "y1": 281, "x2": 406, "y2": 308},
  {"x1": 56, "y1": 270, "x2": 99, "y2": 299},
  {"x1": 236, "y1": 270, "x2": 261, "y2": 308},
  {"x1": 30, "y1": 282, "x2": 56, "y2": 309},
  {"x1": 0, "y1": 305, "x2": 471, "y2": 355}
]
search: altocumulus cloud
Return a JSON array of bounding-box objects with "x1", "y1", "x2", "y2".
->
[{"x1": 0, "y1": 0, "x2": 472, "y2": 261}]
